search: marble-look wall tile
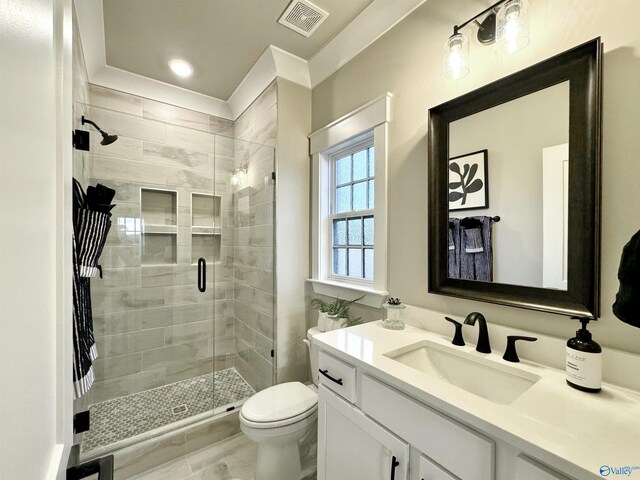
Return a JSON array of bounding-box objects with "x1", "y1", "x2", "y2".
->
[
  {"x1": 165, "y1": 320, "x2": 212, "y2": 347},
  {"x1": 92, "y1": 352, "x2": 142, "y2": 380},
  {"x1": 88, "y1": 84, "x2": 143, "y2": 116},
  {"x1": 89, "y1": 155, "x2": 166, "y2": 185},
  {"x1": 165, "y1": 358, "x2": 216, "y2": 384},
  {"x1": 209, "y1": 116, "x2": 234, "y2": 137},
  {"x1": 143, "y1": 142, "x2": 213, "y2": 171},
  {"x1": 254, "y1": 331, "x2": 274, "y2": 364},
  {"x1": 233, "y1": 300, "x2": 274, "y2": 339},
  {"x1": 92, "y1": 286, "x2": 166, "y2": 314},
  {"x1": 234, "y1": 283, "x2": 273, "y2": 316},
  {"x1": 83, "y1": 106, "x2": 167, "y2": 145},
  {"x1": 234, "y1": 265, "x2": 273, "y2": 294},
  {"x1": 139, "y1": 302, "x2": 213, "y2": 330},
  {"x1": 96, "y1": 329, "x2": 165, "y2": 358},
  {"x1": 90, "y1": 135, "x2": 143, "y2": 161},
  {"x1": 86, "y1": 369, "x2": 166, "y2": 405},
  {"x1": 141, "y1": 264, "x2": 196, "y2": 288},
  {"x1": 99, "y1": 245, "x2": 142, "y2": 269},
  {"x1": 143, "y1": 99, "x2": 210, "y2": 132},
  {"x1": 100, "y1": 267, "x2": 141, "y2": 289},
  {"x1": 142, "y1": 340, "x2": 210, "y2": 371},
  {"x1": 93, "y1": 310, "x2": 142, "y2": 336}
]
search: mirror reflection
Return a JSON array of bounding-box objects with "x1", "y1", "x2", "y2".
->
[{"x1": 447, "y1": 81, "x2": 569, "y2": 290}]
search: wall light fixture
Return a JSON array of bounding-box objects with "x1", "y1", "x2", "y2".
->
[
  {"x1": 443, "y1": 0, "x2": 529, "y2": 80},
  {"x1": 231, "y1": 165, "x2": 248, "y2": 187}
]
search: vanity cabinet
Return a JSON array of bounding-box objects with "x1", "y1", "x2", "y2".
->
[
  {"x1": 317, "y1": 349, "x2": 580, "y2": 480},
  {"x1": 317, "y1": 385, "x2": 409, "y2": 480}
]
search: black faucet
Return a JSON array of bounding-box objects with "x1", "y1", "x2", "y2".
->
[
  {"x1": 444, "y1": 317, "x2": 465, "y2": 346},
  {"x1": 464, "y1": 312, "x2": 491, "y2": 354},
  {"x1": 502, "y1": 335, "x2": 537, "y2": 363}
]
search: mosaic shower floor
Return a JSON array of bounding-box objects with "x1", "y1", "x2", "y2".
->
[{"x1": 81, "y1": 368, "x2": 255, "y2": 454}]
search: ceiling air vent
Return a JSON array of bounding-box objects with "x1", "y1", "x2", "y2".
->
[{"x1": 278, "y1": 0, "x2": 329, "y2": 38}]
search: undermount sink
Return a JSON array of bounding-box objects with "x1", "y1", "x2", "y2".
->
[{"x1": 385, "y1": 340, "x2": 541, "y2": 405}]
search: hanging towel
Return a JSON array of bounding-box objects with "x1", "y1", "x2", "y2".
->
[
  {"x1": 464, "y1": 228, "x2": 484, "y2": 253},
  {"x1": 613, "y1": 229, "x2": 640, "y2": 328},
  {"x1": 72, "y1": 178, "x2": 115, "y2": 398},
  {"x1": 448, "y1": 219, "x2": 461, "y2": 279},
  {"x1": 459, "y1": 216, "x2": 493, "y2": 281}
]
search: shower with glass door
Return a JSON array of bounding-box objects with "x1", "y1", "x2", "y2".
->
[{"x1": 72, "y1": 99, "x2": 276, "y2": 459}]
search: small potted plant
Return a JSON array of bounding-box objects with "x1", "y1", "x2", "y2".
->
[
  {"x1": 382, "y1": 297, "x2": 406, "y2": 330},
  {"x1": 311, "y1": 295, "x2": 364, "y2": 331},
  {"x1": 310, "y1": 298, "x2": 331, "y2": 332}
]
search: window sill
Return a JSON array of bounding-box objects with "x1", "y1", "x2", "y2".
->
[{"x1": 307, "y1": 278, "x2": 388, "y2": 308}]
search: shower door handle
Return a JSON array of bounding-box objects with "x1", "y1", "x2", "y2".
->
[{"x1": 197, "y1": 257, "x2": 206, "y2": 293}]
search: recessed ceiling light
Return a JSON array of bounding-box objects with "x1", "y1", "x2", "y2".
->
[{"x1": 168, "y1": 59, "x2": 194, "y2": 78}]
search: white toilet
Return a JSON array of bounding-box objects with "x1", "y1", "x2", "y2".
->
[{"x1": 240, "y1": 327, "x2": 321, "y2": 480}]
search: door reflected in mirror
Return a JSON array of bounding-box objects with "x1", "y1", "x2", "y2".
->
[{"x1": 447, "y1": 81, "x2": 569, "y2": 290}]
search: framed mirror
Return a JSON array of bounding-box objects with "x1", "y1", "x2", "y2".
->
[{"x1": 428, "y1": 38, "x2": 602, "y2": 318}]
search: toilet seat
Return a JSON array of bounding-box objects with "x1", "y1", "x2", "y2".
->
[{"x1": 240, "y1": 382, "x2": 318, "y2": 429}]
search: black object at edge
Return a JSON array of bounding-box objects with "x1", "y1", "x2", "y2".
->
[
  {"x1": 73, "y1": 410, "x2": 90, "y2": 434},
  {"x1": 319, "y1": 369, "x2": 343, "y2": 385},
  {"x1": 226, "y1": 406, "x2": 236, "y2": 412},
  {"x1": 444, "y1": 317, "x2": 465, "y2": 346},
  {"x1": 67, "y1": 445, "x2": 113, "y2": 480},
  {"x1": 390, "y1": 455, "x2": 400, "y2": 480},
  {"x1": 73, "y1": 130, "x2": 90, "y2": 151},
  {"x1": 502, "y1": 335, "x2": 537, "y2": 363},
  {"x1": 197, "y1": 257, "x2": 206, "y2": 293}
]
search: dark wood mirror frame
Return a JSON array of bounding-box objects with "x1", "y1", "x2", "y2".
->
[{"x1": 428, "y1": 38, "x2": 602, "y2": 318}]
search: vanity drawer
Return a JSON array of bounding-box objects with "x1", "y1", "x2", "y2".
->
[
  {"x1": 361, "y1": 375, "x2": 494, "y2": 480},
  {"x1": 318, "y1": 351, "x2": 356, "y2": 403},
  {"x1": 420, "y1": 455, "x2": 460, "y2": 480}
]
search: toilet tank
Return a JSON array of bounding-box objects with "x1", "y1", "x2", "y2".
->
[{"x1": 306, "y1": 327, "x2": 321, "y2": 386}]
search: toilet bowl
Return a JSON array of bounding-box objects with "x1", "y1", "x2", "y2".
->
[{"x1": 240, "y1": 328, "x2": 321, "y2": 480}]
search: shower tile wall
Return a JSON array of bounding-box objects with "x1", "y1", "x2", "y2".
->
[
  {"x1": 230, "y1": 82, "x2": 277, "y2": 392},
  {"x1": 77, "y1": 86, "x2": 237, "y2": 406}
]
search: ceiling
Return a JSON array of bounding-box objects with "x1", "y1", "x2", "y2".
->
[{"x1": 103, "y1": 0, "x2": 374, "y2": 100}]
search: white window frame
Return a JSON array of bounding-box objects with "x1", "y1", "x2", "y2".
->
[{"x1": 308, "y1": 93, "x2": 390, "y2": 307}]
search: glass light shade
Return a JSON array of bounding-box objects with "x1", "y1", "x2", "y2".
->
[
  {"x1": 168, "y1": 58, "x2": 194, "y2": 77},
  {"x1": 496, "y1": 0, "x2": 530, "y2": 55},
  {"x1": 443, "y1": 33, "x2": 469, "y2": 80}
]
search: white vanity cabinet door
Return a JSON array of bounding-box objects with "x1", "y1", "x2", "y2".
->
[
  {"x1": 515, "y1": 455, "x2": 570, "y2": 480},
  {"x1": 318, "y1": 385, "x2": 409, "y2": 480},
  {"x1": 419, "y1": 455, "x2": 460, "y2": 480}
]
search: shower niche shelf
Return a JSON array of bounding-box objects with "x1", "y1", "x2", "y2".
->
[
  {"x1": 141, "y1": 188, "x2": 178, "y2": 265},
  {"x1": 191, "y1": 193, "x2": 222, "y2": 264}
]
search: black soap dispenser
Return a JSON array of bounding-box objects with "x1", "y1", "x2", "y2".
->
[{"x1": 566, "y1": 317, "x2": 602, "y2": 393}]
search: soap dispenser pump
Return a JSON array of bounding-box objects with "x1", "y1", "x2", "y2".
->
[{"x1": 566, "y1": 317, "x2": 602, "y2": 393}]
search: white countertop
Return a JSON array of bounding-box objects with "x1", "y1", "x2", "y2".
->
[{"x1": 313, "y1": 321, "x2": 640, "y2": 480}]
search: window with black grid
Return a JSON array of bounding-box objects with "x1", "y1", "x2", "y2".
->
[{"x1": 330, "y1": 142, "x2": 374, "y2": 281}]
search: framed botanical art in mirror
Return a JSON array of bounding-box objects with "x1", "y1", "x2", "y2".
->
[{"x1": 428, "y1": 38, "x2": 602, "y2": 318}]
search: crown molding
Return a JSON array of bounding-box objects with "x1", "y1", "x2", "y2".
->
[{"x1": 73, "y1": 0, "x2": 426, "y2": 120}]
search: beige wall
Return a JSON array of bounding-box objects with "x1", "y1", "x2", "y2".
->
[
  {"x1": 312, "y1": 0, "x2": 640, "y2": 353},
  {"x1": 275, "y1": 79, "x2": 312, "y2": 383},
  {"x1": 1, "y1": 0, "x2": 73, "y2": 477}
]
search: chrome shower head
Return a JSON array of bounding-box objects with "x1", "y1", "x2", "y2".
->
[{"x1": 81, "y1": 116, "x2": 118, "y2": 146}]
